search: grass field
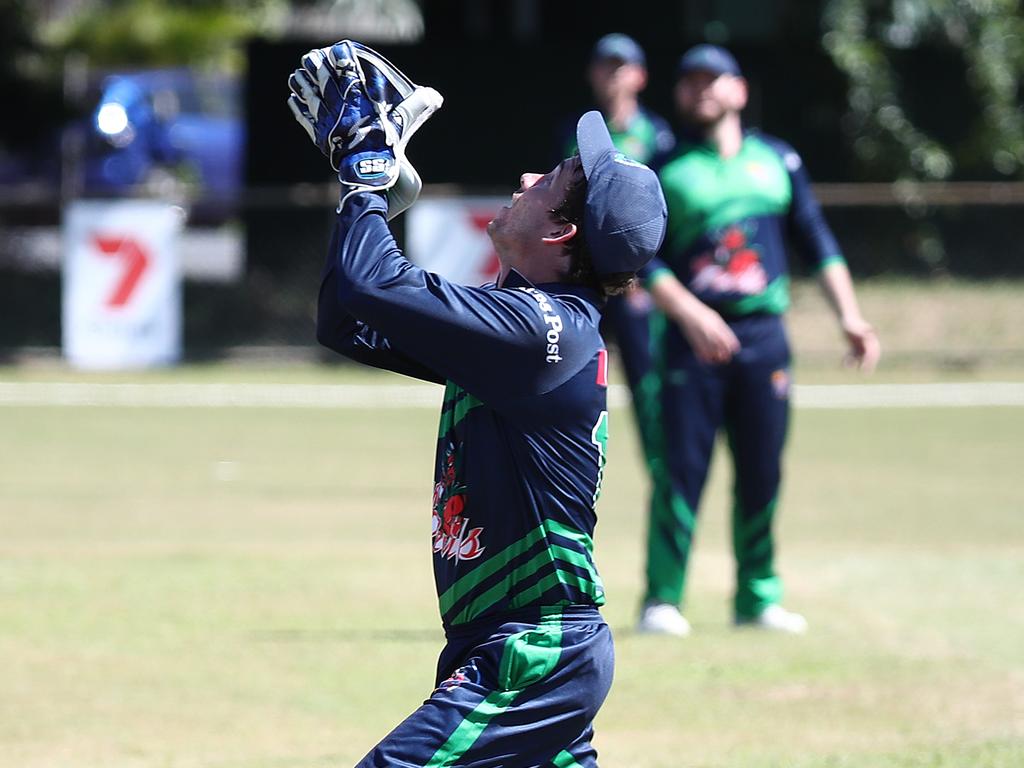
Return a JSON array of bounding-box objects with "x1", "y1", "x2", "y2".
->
[{"x1": 1, "y1": 362, "x2": 1022, "y2": 767}]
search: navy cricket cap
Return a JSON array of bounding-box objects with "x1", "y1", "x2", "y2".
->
[
  {"x1": 677, "y1": 44, "x2": 742, "y2": 78},
  {"x1": 591, "y1": 33, "x2": 646, "y2": 67},
  {"x1": 575, "y1": 111, "x2": 667, "y2": 276}
]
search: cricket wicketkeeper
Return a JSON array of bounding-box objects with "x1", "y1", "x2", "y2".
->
[{"x1": 288, "y1": 41, "x2": 666, "y2": 767}]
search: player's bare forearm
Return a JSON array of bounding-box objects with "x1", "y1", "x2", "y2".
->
[
  {"x1": 648, "y1": 271, "x2": 740, "y2": 363},
  {"x1": 817, "y1": 261, "x2": 880, "y2": 371},
  {"x1": 817, "y1": 261, "x2": 860, "y2": 324}
]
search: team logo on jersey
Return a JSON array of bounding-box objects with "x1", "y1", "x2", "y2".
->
[
  {"x1": 436, "y1": 660, "x2": 480, "y2": 693},
  {"x1": 690, "y1": 224, "x2": 767, "y2": 296},
  {"x1": 431, "y1": 441, "x2": 485, "y2": 561},
  {"x1": 771, "y1": 368, "x2": 791, "y2": 399},
  {"x1": 745, "y1": 161, "x2": 772, "y2": 184}
]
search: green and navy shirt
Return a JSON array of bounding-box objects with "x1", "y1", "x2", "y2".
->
[
  {"x1": 645, "y1": 132, "x2": 845, "y2": 316},
  {"x1": 563, "y1": 106, "x2": 676, "y2": 169},
  {"x1": 318, "y1": 193, "x2": 609, "y2": 633}
]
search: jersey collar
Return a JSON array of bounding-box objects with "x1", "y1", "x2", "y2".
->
[{"x1": 501, "y1": 268, "x2": 603, "y2": 307}]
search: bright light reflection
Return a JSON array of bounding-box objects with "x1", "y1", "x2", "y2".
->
[{"x1": 96, "y1": 103, "x2": 129, "y2": 135}]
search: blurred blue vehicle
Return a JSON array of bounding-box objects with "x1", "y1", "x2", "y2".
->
[{"x1": 83, "y1": 69, "x2": 244, "y2": 214}]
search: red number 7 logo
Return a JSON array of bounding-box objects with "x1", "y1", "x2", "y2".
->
[{"x1": 92, "y1": 236, "x2": 150, "y2": 308}]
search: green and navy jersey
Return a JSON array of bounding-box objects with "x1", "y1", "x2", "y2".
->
[
  {"x1": 318, "y1": 193, "x2": 609, "y2": 632},
  {"x1": 563, "y1": 106, "x2": 676, "y2": 169},
  {"x1": 645, "y1": 132, "x2": 845, "y2": 316}
]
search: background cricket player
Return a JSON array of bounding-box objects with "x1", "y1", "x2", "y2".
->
[
  {"x1": 562, "y1": 33, "x2": 675, "y2": 169},
  {"x1": 562, "y1": 33, "x2": 676, "y2": 507},
  {"x1": 287, "y1": 41, "x2": 667, "y2": 766},
  {"x1": 636, "y1": 44, "x2": 881, "y2": 637}
]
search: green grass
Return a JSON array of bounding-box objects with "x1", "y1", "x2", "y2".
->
[
  {"x1": 788, "y1": 277, "x2": 1024, "y2": 369},
  {"x1": 1, "y1": 364, "x2": 1022, "y2": 767}
]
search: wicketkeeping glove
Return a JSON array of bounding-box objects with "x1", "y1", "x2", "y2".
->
[{"x1": 287, "y1": 40, "x2": 442, "y2": 218}]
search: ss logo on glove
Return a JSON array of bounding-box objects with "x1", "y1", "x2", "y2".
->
[
  {"x1": 288, "y1": 39, "x2": 443, "y2": 217},
  {"x1": 356, "y1": 157, "x2": 392, "y2": 178}
]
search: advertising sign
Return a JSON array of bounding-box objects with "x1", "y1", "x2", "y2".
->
[
  {"x1": 63, "y1": 201, "x2": 184, "y2": 369},
  {"x1": 406, "y1": 196, "x2": 505, "y2": 286}
]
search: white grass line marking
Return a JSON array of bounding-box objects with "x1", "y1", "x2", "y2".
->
[
  {"x1": 0, "y1": 382, "x2": 1021, "y2": 409},
  {"x1": 0, "y1": 382, "x2": 444, "y2": 409},
  {"x1": 793, "y1": 382, "x2": 1024, "y2": 409}
]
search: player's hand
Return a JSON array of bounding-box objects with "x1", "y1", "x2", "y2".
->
[
  {"x1": 288, "y1": 42, "x2": 400, "y2": 205},
  {"x1": 841, "y1": 316, "x2": 880, "y2": 373},
  {"x1": 679, "y1": 304, "x2": 741, "y2": 365},
  {"x1": 288, "y1": 43, "x2": 380, "y2": 171},
  {"x1": 288, "y1": 41, "x2": 442, "y2": 216}
]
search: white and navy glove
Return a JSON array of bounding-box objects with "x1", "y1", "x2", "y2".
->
[{"x1": 287, "y1": 40, "x2": 442, "y2": 218}]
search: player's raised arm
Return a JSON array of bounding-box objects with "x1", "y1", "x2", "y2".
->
[
  {"x1": 322, "y1": 194, "x2": 596, "y2": 400},
  {"x1": 315, "y1": 225, "x2": 445, "y2": 384},
  {"x1": 289, "y1": 44, "x2": 667, "y2": 404}
]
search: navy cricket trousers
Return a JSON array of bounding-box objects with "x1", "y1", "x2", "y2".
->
[
  {"x1": 645, "y1": 313, "x2": 792, "y2": 617},
  {"x1": 355, "y1": 606, "x2": 614, "y2": 768}
]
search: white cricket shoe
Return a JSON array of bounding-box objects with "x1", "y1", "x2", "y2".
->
[
  {"x1": 637, "y1": 602, "x2": 692, "y2": 637},
  {"x1": 736, "y1": 604, "x2": 808, "y2": 634}
]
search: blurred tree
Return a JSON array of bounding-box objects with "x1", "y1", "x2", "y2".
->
[
  {"x1": 823, "y1": 0, "x2": 1024, "y2": 181},
  {"x1": 823, "y1": 0, "x2": 1024, "y2": 274},
  {"x1": 0, "y1": 0, "x2": 66, "y2": 153},
  {"x1": 43, "y1": 0, "x2": 288, "y2": 72}
]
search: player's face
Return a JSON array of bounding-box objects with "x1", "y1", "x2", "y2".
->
[
  {"x1": 588, "y1": 58, "x2": 647, "y2": 103},
  {"x1": 675, "y1": 70, "x2": 747, "y2": 125},
  {"x1": 488, "y1": 156, "x2": 580, "y2": 278},
  {"x1": 489, "y1": 157, "x2": 577, "y2": 239}
]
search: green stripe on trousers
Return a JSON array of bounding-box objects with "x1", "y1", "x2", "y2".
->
[
  {"x1": 423, "y1": 690, "x2": 519, "y2": 768},
  {"x1": 551, "y1": 749, "x2": 585, "y2": 767},
  {"x1": 426, "y1": 611, "x2": 564, "y2": 767}
]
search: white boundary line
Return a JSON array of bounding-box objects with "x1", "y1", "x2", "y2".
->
[
  {"x1": 792, "y1": 382, "x2": 1024, "y2": 409},
  {"x1": 0, "y1": 381, "x2": 1023, "y2": 409},
  {"x1": 0, "y1": 382, "x2": 443, "y2": 408}
]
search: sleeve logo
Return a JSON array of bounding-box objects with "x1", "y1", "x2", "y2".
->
[{"x1": 518, "y1": 287, "x2": 564, "y2": 363}]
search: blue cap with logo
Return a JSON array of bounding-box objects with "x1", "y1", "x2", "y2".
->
[
  {"x1": 591, "y1": 33, "x2": 646, "y2": 67},
  {"x1": 676, "y1": 44, "x2": 742, "y2": 78},
  {"x1": 575, "y1": 111, "x2": 667, "y2": 276}
]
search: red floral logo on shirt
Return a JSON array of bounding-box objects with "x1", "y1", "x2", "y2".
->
[
  {"x1": 431, "y1": 442, "x2": 485, "y2": 561},
  {"x1": 690, "y1": 225, "x2": 767, "y2": 296},
  {"x1": 771, "y1": 368, "x2": 791, "y2": 399}
]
